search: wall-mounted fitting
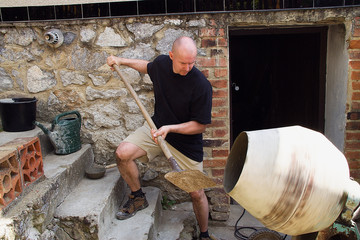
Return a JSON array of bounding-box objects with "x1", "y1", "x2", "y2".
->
[{"x1": 44, "y1": 29, "x2": 64, "y2": 48}]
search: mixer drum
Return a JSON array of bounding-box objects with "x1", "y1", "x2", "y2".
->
[{"x1": 223, "y1": 126, "x2": 353, "y2": 236}]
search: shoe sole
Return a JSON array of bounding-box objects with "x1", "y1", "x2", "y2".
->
[{"x1": 116, "y1": 201, "x2": 149, "y2": 220}]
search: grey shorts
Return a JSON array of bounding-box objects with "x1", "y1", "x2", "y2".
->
[{"x1": 123, "y1": 122, "x2": 203, "y2": 172}]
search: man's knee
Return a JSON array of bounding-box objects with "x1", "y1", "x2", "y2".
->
[
  {"x1": 114, "y1": 142, "x2": 146, "y2": 164},
  {"x1": 190, "y1": 189, "x2": 206, "y2": 202},
  {"x1": 115, "y1": 143, "x2": 132, "y2": 163}
]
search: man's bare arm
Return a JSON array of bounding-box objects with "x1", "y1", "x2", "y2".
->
[
  {"x1": 107, "y1": 56, "x2": 149, "y2": 74},
  {"x1": 151, "y1": 121, "x2": 207, "y2": 143}
]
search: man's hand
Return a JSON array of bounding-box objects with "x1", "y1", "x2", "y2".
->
[
  {"x1": 106, "y1": 55, "x2": 149, "y2": 74},
  {"x1": 107, "y1": 56, "x2": 122, "y2": 70},
  {"x1": 150, "y1": 121, "x2": 207, "y2": 144},
  {"x1": 151, "y1": 126, "x2": 171, "y2": 144}
]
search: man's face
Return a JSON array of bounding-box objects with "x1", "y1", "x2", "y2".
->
[{"x1": 169, "y1": 50, "x2": 196, "y2": 76}]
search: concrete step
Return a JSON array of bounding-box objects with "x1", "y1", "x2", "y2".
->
[
  {"x1": 103, "y1": 186, "x2": 162, "y2": 240},
  {"x1": 0, "y1": 123, "x2": 55, "y2": 157},
  {"x1": 55, "y1": 178, "x2": 161, "y2": 240},
  {"x1": 43, "y1": 144, "x2": 94, "y2": 203},
  {"x1": 0, "y1": 144, "x2": 94, "y2": 238},
  {"x1": 156, "y1": 202, "x2": 196, "y2": 240},
  {"x1": 54, "y1": 167, "x2": 125, "y2": 239}
]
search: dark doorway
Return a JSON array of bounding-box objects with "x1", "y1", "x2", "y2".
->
[{"x1": 229, "y1": 27, "x2": 327, "y2": 145}]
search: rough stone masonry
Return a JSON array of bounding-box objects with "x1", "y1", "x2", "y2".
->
[{"x1": 0, "y1": 15, "x2": 231, "y2": 220}]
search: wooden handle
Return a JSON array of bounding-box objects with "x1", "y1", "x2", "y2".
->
[
  {"x1": 113, "y1": 65, "x2": 182, "y2": 172},
  {"x1": 105, "y1": 163, "x2": 117, "y2": 169}
]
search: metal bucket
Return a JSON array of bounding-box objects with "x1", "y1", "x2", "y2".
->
[{"x1": 223, "y1": 126, "x2": 354, "y2": 236}]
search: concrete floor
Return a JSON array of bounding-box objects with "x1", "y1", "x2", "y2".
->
[
  {"x1": 158, "y1": 202, "x2": 291, "y2": 240},
  {"x1": 208, "y1": 204, "x2": 290, "y2": 240}
]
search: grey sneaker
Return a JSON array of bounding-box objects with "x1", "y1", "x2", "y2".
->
[{"x1": 116, "y1": 194, "x2": 149, "y2": 220}]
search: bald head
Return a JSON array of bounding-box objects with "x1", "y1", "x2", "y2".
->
[
  {"x1": 172, "y1": 36, "x2": 197, "y2": 57},
  {"x1": 169, "y1": 36, "x2": 197, "y2": 76}
]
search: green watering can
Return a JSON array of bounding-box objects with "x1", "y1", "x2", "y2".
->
[{"x1": 34, "y1": 110, "x2": 82, "y2": 155}]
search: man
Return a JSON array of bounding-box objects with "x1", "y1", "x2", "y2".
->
[{"x1": 107, "y1": 36, "x2": 215, "y2": 240}]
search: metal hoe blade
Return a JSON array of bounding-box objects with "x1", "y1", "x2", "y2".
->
[{"x1": 165, "y1": 169, "x2": 217, "y2": 193}]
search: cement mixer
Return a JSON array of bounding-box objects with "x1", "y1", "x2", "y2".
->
[{"x1": 223, "y1": 126, "x2": 360, "y2": 239}]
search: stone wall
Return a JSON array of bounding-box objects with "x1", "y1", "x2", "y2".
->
[
  {"x1": 0, "y1": 15, "x2": 231, "y2": 219},
  {"x1": 1, "y1": 7, "x2": 360, "y2": 221},
  {"x1": 0, "y1": 17, "x2": 229, "y2": 166}
]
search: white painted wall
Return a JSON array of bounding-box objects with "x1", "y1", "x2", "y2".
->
[{"x1": 325, "y1": 24, "x2": 349, "y2": 152}]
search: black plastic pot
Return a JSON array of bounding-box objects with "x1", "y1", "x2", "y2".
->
[{"x1": 0, "y1": 97, "x2": 37, "y2": 132}]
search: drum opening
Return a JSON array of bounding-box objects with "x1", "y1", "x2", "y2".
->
[{"x1": 224, "y1": 131, "x2": 248, "y2": 193}]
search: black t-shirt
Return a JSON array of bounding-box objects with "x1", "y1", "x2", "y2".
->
[{"x1": 147, "y1": 55, "x2": 212, "y2": 162}]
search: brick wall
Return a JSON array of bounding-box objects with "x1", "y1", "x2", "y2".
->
[
  {"x1": 347, "y1": 16, "x2": 360, "y2": 181},
  {"x1": 197, "y1": 23, "x2": 230, "y2": 189},
  {"x1": 196, "y1": 22, "x2": 232, "y2": 218}
]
